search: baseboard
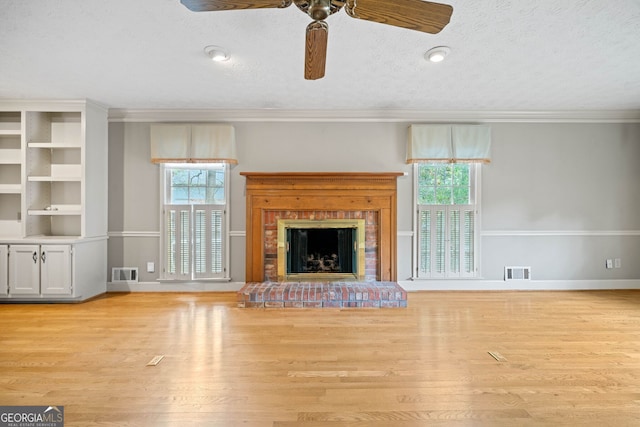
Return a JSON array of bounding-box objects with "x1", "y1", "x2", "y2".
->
[
  {"x1": 108, "y1": 279, "x2": 640, "y2": 293},
  {"x1": 399, "y1": 279, "x2": 640, "y2": 291},
  {"x1": 107, "y1": 281, "x2": 245, "y2": 292}
]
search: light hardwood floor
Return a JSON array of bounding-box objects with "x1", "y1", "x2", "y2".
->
[{"x1": 1, "y1": 291, "x2": 639, "y2": 426}]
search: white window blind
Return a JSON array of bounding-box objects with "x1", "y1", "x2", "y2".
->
[
  {"x1": 164, "y1": 205, "x2": 192, "y2": 280},
  {"x1": 193, "y1": 206, "x2": 225, "y2": 279},
  {"x1": 418, "y1": 206, "x2": 476, "y2": 278},
  {"x1": 164, "y1": 205, "x2": 226, "y2": 280}
]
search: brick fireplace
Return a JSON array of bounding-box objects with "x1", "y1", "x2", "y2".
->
[
  {"x1": 238, "y1": 172, "x2": 406, "y2": 308},
  {"x1": 240, "y1": 172, "x2": 403, "y2": 282}
]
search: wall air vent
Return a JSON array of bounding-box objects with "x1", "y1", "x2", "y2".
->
[
  {"x1": 504, "y1": 266, "x2": 531, "y2": 281},
  {"x1": 111, "y1": 267, "x2": 139, "y2": 284}
]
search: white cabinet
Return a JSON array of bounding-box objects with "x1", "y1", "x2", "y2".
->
[
  {"x1": 0, "y1": 245, "x2": 7, "y2": 295},
  {"x1": 7, "y1": 244, "x2": 71, "y2": 296},
  {"x1": 0, "y1": 100, "x2": 108, "y2": 302},
  {"x1": 41, "y1": 245, "x2": 72, "y2": 295},
  {"x1": 8, "y1": 244, "x2": 40, "y2": 294}
]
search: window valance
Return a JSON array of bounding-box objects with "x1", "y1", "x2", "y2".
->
[
  {"x1": 406, "y1": 124, "x2": 491, "y2": 164},
  {"x1": 150, "y1": 124, "x2": 237, "y2": 164}
]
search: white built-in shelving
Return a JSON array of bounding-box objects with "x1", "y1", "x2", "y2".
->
[
  {"x1": 0, "y1": 111, "x2": 23, "y2": 238},
  {"x1": 0, "y1": 100, "x2": 108, "y2": 301},
  {"x1": 24, "y1": 110, "x2": 84, "y2": 237}
]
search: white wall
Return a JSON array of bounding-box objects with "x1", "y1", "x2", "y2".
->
[{"x1": 107, "y1": 119, "x2": 640, "y2": 289}]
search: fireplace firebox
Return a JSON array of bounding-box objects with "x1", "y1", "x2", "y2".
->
[{"x1": 277, "y1": 219, "x2": 365, "y2": 281}]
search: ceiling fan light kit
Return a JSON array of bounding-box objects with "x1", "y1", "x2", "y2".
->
[
  {"x1": 204, "y1": 45, "x2": 230, "y2": 62},
  {"x1": 425, "y1": 46, "x2": 450, "y2": 63},
  {"x1": 182, "y1": 0, "x2": 453, "y2": 79}
]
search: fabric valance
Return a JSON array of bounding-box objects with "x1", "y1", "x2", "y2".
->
[
  {"x1": 150, "y1": 124, "x2": 237, "y2": 164},
  {"x1": 406, "y1": 124, "x2": 491, "y2": 164}
]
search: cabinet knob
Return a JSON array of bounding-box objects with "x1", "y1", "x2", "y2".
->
[
  {"x1": 32, "y1": 251, "x2": 38, "y2": 263},
  {"x1": 41, "y1": 251, "x2": 46, "y2": 263}
]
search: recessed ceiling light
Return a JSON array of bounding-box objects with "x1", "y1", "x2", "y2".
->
[
  {"x1": 425, "y1": 46, "x2": 451, "y2": 63},
  {"x1": 204, "y1": 45, "x2": 230, "y2": 62}
]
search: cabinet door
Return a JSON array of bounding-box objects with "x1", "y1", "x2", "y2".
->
[
  {"x1": 41, "y1": 245, "x2": 72, "y2": 295},
  {"x1": 0, "y1": 245, "x2": 8, "y2": 295},
  {"x1": 8, "y1": 245, "x2": 40, "y2": 295}
]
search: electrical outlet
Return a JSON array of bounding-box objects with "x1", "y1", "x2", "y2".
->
[
  {"x1": 606, "y1": 259, "x2": 613, "y2": 269},
  {"x1": 147, "y1": 262, "x2": 155, "y2": 273},
  {"x1": 614, "y1": 258, "x2": 621, "y2": 268}
]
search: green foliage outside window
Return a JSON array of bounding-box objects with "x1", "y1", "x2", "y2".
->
[{"x1": 417, "y1": 163, "x2": 470, "y2": 205}]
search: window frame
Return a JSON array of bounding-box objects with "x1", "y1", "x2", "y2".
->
[
  {"x1": 159, "y1": 163, "x2": 231, "y2": 281},
  {"x1": 413, "y1": 162, "x2": 481, "y2": 279}
]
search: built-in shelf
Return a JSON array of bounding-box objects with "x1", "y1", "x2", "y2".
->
[
  {"x1": 0, "y1": 149, "x2": 21, "y2": 164},
  {"x1": 0, "y1": 184, "x2": 21, "y2": 194},
  {"x1": 0, "y1": 111, "x2": 22, "y2": 240},
  {"x1": 28, "y1": 209, "x2": 82, "y2": 216},
  {"x1": 28, "y1": 142, "x2": 81, "y2": 149},
  {"x1": 27, "y1": 176, "x2": 81, "y2": 182},
  {"x1": 0, "y1": 129, "x2": 21, "y2": 136},
  {"x1": 0, "y1": 116, "x2": 21, "y2": 136}
]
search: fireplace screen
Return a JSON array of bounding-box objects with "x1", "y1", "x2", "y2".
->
[
  {"x1": 277, "y1": 219, "x2": 365, "y2": 281},
  {"x1": 287, "y1": 228, "x2": 355, "y2": 274}
]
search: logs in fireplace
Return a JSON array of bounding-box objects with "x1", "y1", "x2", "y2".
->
[{"x1": 287, "y1": 227, "x2": 355, "y2": 274}]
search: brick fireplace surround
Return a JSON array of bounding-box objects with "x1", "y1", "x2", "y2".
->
[{"x1": 238, "y1": 172, "x2": 407, "y2": 308}]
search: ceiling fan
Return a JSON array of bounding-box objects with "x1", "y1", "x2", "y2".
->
[{"x1": 180, "y1": 0, "x2": 453, "y2": 80}]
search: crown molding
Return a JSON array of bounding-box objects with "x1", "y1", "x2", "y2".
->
[
  {"x1": 1, "y1": 98, "x2": 109, "y2": 112},
  {"x1": 108, "y1": 108, "x2": 640, "y2": 123}
]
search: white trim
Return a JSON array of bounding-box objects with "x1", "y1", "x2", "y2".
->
[
  {"x1": 482, "y1": 230, "x2": 640, "y2": 237},
  {"x1": 400, "y1": 279, "x2": 640, "y2": 291},
  {"x1": 111, "y1": 228, "x2": 410, "y2": 239},
  {"x1": 107, "y1": 279, "x2": 640, "y2": 292},
  {"x1": 108, "y1": 281, "x2": 244, "y2": 292},
  {"x1": 108, "y1": 109, "x2": 640, "y2": 124},
  {"x1": 107, "y1": 231, "x2": 160, "y2": 238},
  {"x1": 1, "y1": 98, "x2": 109, "y2": 113}
]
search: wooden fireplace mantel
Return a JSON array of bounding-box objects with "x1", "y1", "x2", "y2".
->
[{"x1": 241, "y1": 172, "x2": 403, "y2": 282}]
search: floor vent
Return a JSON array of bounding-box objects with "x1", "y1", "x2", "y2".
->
[
  {"x1": 505, "y1": 266, "x2": 531, "y2": 281},
  {"x1": 111, "y1": 267, "x2": 139, "y2": 284}
]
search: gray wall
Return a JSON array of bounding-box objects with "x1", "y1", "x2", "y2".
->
[{"x1": 107, "y1": 120, "x2": 640, "y2": 285}]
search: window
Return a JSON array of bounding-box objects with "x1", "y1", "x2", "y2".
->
[
  {"x1": 161, "y1": 164, "x2": 228, "y2": 280},
  {"x1": 415, "y1": 163, "x2": 478, "y2": 278}
]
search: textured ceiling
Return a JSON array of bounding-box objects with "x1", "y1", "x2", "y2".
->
[{"x1": 1, "y1": 0, "x2": 639, "y2": 113}]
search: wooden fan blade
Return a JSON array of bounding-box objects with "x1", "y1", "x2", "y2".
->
[
  {"x1": 181, "y1": 0, "x2": 292, "y2": 12},
  {"x1": 345, "y1": 0, "x2": 452, "y2": 34},
  {"x1": 305, "y1": 20, "x2": 328, "y2": 80}
]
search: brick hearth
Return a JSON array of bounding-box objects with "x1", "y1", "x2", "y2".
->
[{"x1": 237, "y1": 281, "x2": 407, "y2": 308}]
